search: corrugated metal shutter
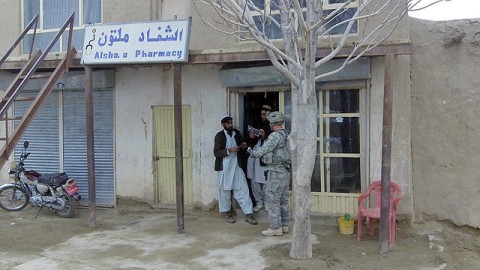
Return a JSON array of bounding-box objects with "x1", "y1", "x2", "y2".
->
[
  {"x1": 63, "y1": 89, "x2": 114, "y2": 206},
  {"x1": 14, "y1": 89, "x2": 115, "y2": 207},
  {"x1": 14, "y1": 91, "x2": 60, "y2": 173}
]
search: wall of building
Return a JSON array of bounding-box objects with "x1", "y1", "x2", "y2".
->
[
  {"x1": 0, "y1": 1, "x2": 415, "y2": 217},
  {"x1": 114, "y1": 64, "x2": 224, "y2": 206},
  {"x1": 369, "y1": 55, "x2": 413, "y2": 219},
  {"x1": 112, "y1": 56, "x2": 414, "y2": 217},
  {"x1": 0, "y1": 1, "x2": 21, "y2": 57},
  {"x1": 410, "y1": 18, "x2": 480, "y2": 228},
  {"x1": 187, "y1": 1, "x2": 411, "y2": 52},
  {"x1": 102, "y1": 0, "x2": 191, "y2": 23},
  {"x1": 103, "y1": 0, "x2": 151, "y2": 23},
  {"x1": 0, "y1": 1, "x2": 411, "y2": 59}
]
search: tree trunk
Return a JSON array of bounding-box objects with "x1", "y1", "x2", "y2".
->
[{"x1": 289, "y1": 94, "x2": 317, "y2": 259}]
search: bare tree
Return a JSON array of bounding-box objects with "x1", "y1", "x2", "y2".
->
[{"x1": 193, "y1": 0, "x2": 445, "y2": 259}]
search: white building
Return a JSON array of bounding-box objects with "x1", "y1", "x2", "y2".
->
[{"x1": 0, "y1": 0, "x2": 415, "y2": 220}]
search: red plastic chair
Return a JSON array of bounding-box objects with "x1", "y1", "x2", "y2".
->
[{"x1": 357, "y1": 180, "x2": 403, "y2": 245}]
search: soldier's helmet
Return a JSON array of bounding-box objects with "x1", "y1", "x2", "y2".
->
[{"x1": 267, "y1": 111, "x2": 285, "y2": 125}]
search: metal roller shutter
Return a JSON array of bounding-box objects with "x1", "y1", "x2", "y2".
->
[
  {"x1": 14, "y1": 91, "x2": 60, "y2": 173},
  {"x1": 14, "y1": 89, "x2": 115, "y2": 207},
  {"x1": 63, "y1": 89, "x2": 114, "y2": 206}
]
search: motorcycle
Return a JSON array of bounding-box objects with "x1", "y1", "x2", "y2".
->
[{"x1": 0, "y1": 141, "x2": 81, "y2": 218}]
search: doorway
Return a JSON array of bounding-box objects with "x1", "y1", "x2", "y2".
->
[{"x1": 241, "y1": 92, "x2": 279, "y2": 136}]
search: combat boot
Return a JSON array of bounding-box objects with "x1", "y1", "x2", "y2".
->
[
  {"x1": 253, "y1": 203, "x2": 264, "y2": 212},
  {"x1": 262, "y1": 227, "x2": 283, "y2": 236}
]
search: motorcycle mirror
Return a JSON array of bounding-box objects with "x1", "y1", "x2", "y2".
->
[{"x1": 23, "y1": 141, "x2": 29, "y2": 149}]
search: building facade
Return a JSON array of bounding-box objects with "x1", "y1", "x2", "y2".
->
[
  {"x1": 410, "y1": 17, "x2": 480, "y2": 228},
  {"x1": 0, "y1": 0, "x2": 415, "y2": 219}
]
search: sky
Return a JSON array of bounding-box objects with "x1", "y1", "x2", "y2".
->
[{"x1": 408, "y1": 0, "x2": 480, "y2": 21}]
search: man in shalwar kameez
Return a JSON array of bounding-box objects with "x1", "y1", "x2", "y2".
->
[
  {"x1": 214, "y1": 114, "x2": 258, "y2": 225},
  {"x1": 247, "y1": 105, "x2": 272, "y2": 212},
  {"x1": 247, "y1": 137, "x2": 268, "y2": 212}
]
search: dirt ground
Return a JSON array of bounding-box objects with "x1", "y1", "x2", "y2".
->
[{"x1": 0, "y1": 198, "x2": 479, "y2": 270}]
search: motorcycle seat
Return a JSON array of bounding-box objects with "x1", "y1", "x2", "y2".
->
[
  {"x1": 37, "y1": 172, "x2": 69, "y2": 186},
  {"x1": 24, "y1": 170, "x2": 42, "y2": 177}
]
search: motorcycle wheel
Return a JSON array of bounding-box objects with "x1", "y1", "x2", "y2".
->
[
  {"x1": 55, "y1": 192, "x2": 76, "y2": 218},
  {"x1": 0, "y1": 185, "x2": 30, "y2": 211}
]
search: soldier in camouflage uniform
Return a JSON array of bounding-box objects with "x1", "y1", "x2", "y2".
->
[{"x1": 247, "y1": 111, "x2": 291, "y2": 236}]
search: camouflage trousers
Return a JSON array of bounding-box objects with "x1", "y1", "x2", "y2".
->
[{"x1": 265, "y1": 170, "x2": 290, "y2": 230}]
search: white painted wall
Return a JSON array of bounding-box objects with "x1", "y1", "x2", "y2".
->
[
  {"x1": 391, "y1": 55, "x2": 413, "y2": 220},
  {"x1": 114, "y1": 59, "x2": 414, "y2": 219},
  {"x1": 0, "y1": 0, "x2": 21, "y2": 56},
  {"x1": 369, "y1": 56, "x2": 413, "y2": 219},
  {"x1": 115, "y1": 64, "x2": 226, "y2": 206}
]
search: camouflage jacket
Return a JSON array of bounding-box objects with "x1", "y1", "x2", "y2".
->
[{"x1": 250, "y1": 129, "x2": 290, "y2": 173}]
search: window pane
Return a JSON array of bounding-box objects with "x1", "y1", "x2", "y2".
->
[
  {"x1": 311, "y1": 154, "x2": 321, "y2": 192},
  {"x1": 323, "y1": 90, "x2": 359, "y2": 114},
  {"x1": 270, "y1": 0, "x2": 281, "y2": 11},
  {"x1": 323, "y1": 117, "x2": 359, "y2": 154},
  {"x1": 62, "y1": 29, "x2": 85, "y2": 51},
  {"x1": 253, "y1": 14, "x2": 283, "y2": 39},
  {"x1": 24, "y1": 0, "x2": 40, "y2": 27},
  {"x1": 324, "y1": 8, "x2": 357, "y2": 34},
  {"x1": 324, "y1": 157, "x2": 360, "y2": 193},
  {"x1": 23, "y1": 32, "x2": 60, "y2": 54},
  {"x1": 83, "y1": 0, "x2": 101, "y2": 24},
  {"x1": 252, "y1": 0, "x2": 265, "y2": 9},
  {"x1": 270, "y1": 0, "x2": 306, "y2": 10},
  {"x1": 44, "y1": 0, "x2": 79, "y2": 29}
]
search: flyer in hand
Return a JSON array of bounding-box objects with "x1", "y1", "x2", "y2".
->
[{"x1": 248, "y1": 125, "x2": 260, "y2": 137}]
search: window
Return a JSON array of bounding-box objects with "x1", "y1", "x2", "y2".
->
[
  {"x1": 315, "y1": 89, "x2": 362, "y2": 194},
  {"x1": 23, "y1": 0, "x2": 101, "y2": 54},
  {"x1": 247, "y1": 0, "x2": 358, "y2": 40},
  {"x1": 264, "y1": 87, "x2": 362, "y2": 194}
]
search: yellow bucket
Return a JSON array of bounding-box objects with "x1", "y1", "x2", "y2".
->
[{"x1": 338, "y1": 216, "x2": 355, "y2": 235}]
